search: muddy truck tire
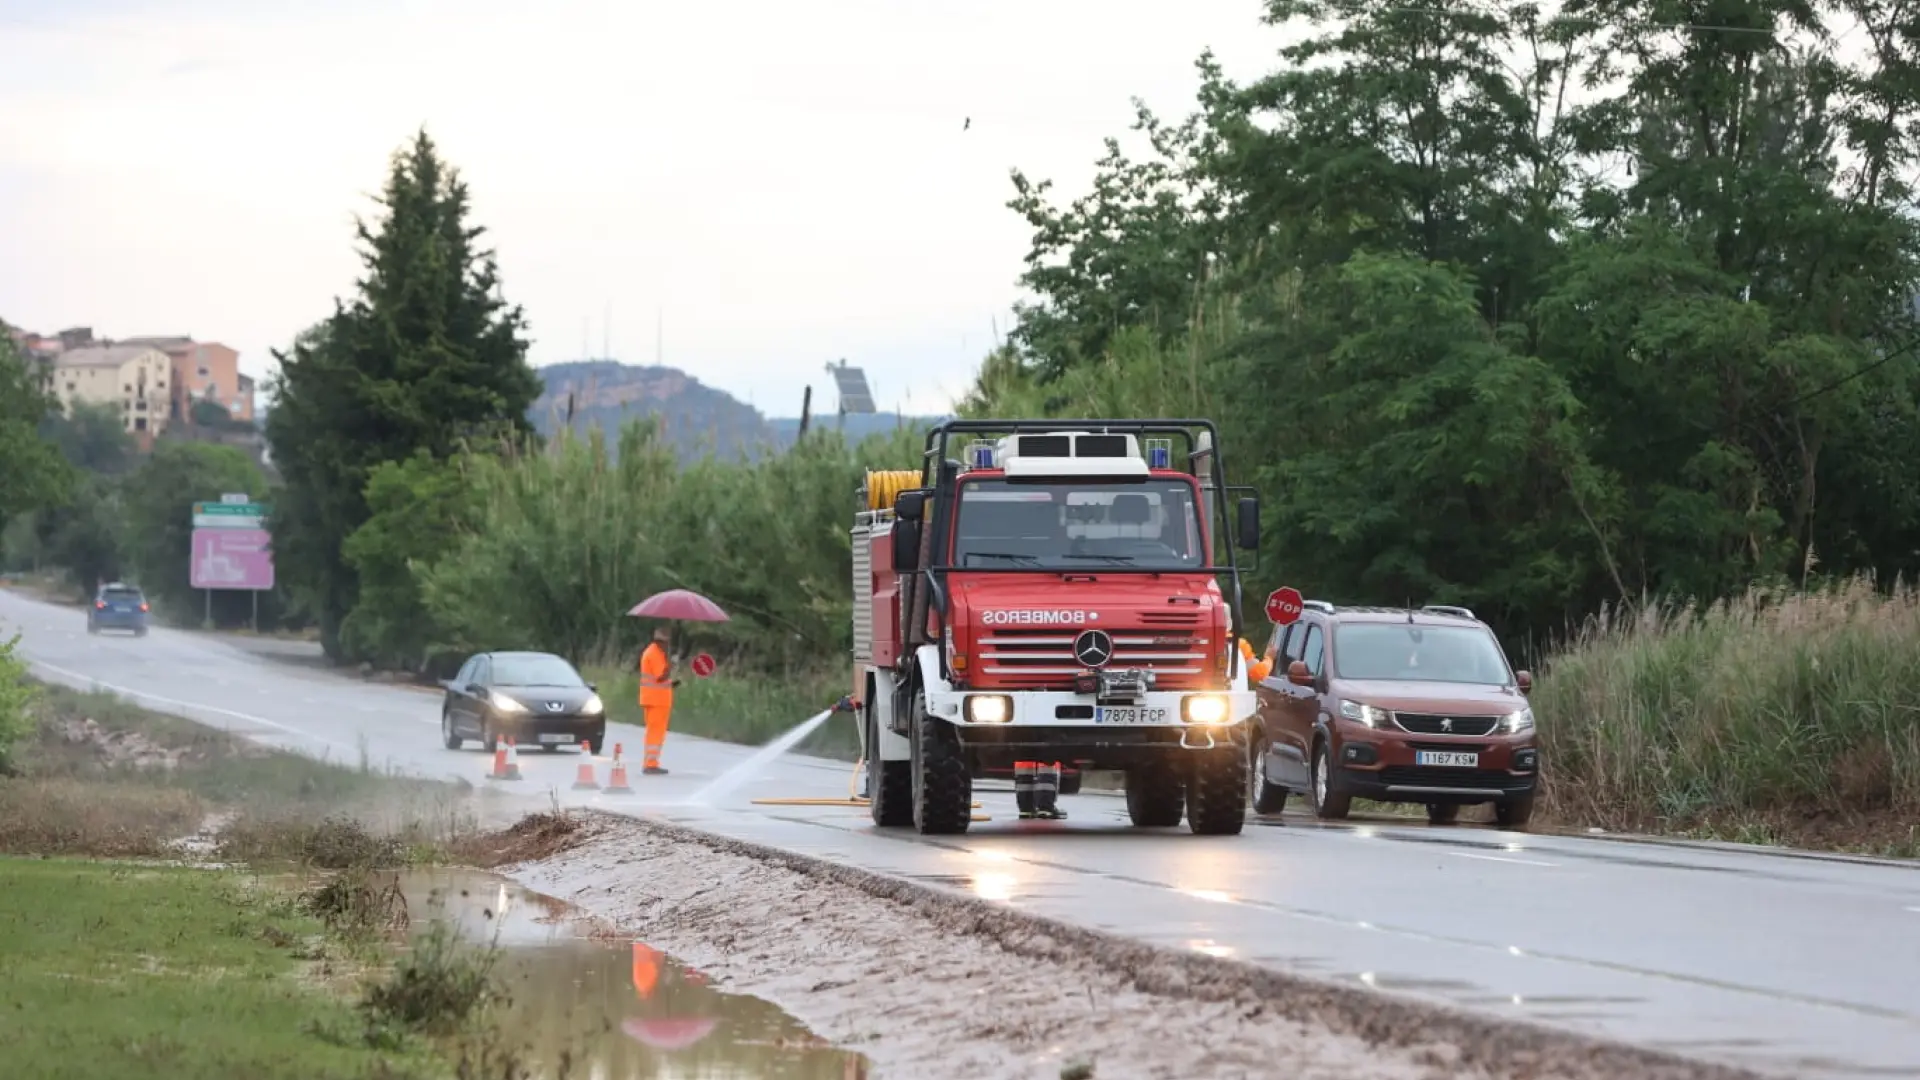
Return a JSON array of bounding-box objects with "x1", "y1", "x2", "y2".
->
[
  {"x1": 868, "y1": 711, "x2": 913, "y2": 827},
  {"x1": 1186, "y1": 745, "x2": 1247, "y2": 835},
  {"x1": 1125, "y1": 761, "x2": 1185, "y2": 827},
  {"x1": 910, "y1": 694, "x2": 972, "y2": 834}
]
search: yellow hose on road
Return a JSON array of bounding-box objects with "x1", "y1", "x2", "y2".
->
[{"x1": 865, "y1": 469, "x2": 920, "y2": 512}]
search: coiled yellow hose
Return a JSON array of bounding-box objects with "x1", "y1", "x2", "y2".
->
[{"x1": 864, "y1": 469, "x2": 921, "y2": 512}]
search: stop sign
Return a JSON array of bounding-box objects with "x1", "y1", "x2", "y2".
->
[{"x1": 1265, "y1": 586, "x2": 1305, "y2": 625}]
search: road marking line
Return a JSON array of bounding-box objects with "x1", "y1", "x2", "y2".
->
[
  {"x1": 1453, "y1": 851, "x2": 1558, "y2": 868},
  {"x1": 23, "y1": 656, "x2": 354, "y2": 752}
]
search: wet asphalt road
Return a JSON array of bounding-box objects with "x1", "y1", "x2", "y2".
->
[{"x1": 6, "y1": 587, "x2": 1918, "y2": 1079}]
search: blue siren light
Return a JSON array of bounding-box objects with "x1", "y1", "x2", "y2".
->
[
  {"x1": 1145, "y1": 439, "x2": 1172, "y2": 469},
  {"x1": 968, "y1": 441, "x2": 996, "y2": 468}
]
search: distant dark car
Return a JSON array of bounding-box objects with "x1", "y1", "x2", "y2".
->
[
  {"x1": 440, "y1": 651, "x2": 606, "y2": 753},
  {"x1": 87, "y1": 583, "x2": 150, "y2": 636}
]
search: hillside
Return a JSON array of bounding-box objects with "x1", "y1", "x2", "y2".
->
[
  {"x1": 530, "y1": 360, "x2": 947, "y2": 459},
  {"x1": 530, "y1": 360, "x2": 778, "y2": 460}
]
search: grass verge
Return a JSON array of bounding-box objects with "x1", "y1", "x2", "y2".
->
[
  {"x1": 0, "y1": 677, "x2": 603, "y2": 1078},
  {"x1": 0, "y1": 858, "x2": 438, "y2": 1080},
  {"x1": 1534, "y1": 576, "x2": 1920, "y2": 857},
  {"x1": 2, "y1": 681, "x2": 480, "y2": 862},
  {"x1": 585, "y1": 661, "x2": 860, "y2": 758}
]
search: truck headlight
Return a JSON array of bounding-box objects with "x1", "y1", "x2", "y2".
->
[
  {"x1": 1503, "y1": 707, "x2": 1534, "y2": 734},
  {"x1": 1183, "y1": 694, "x2": 1230, "y2": 724},
  {"x1": 1338, "y1": 700, "x2": 1389, "y2": 728},
  {"x1": 965, "y1": 695, "x2": 1012, "y2": 723}
]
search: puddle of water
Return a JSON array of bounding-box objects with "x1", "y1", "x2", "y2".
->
[{"x1": 397, "y1": 868, "x2": 869, "y2": 1078}]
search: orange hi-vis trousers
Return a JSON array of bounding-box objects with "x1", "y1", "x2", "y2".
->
[{"x1": 642, "y1": 703, "x2": 671, "y2": 768}]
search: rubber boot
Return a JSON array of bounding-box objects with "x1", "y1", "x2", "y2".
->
[
  {"x1": 1035, "y1": 762, "x2": 1066, "y2": 820},
  {"x1": 1014, "y1": 761, "x2": 1037, "y2": 819}
]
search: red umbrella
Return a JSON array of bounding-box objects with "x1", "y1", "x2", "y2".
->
[
  {"x1": 627, "y1": 589, "x2": 730, "y2": 622},
  {"x1": 622, "y1": 1016, "x2": 719, "y2": 1050}
]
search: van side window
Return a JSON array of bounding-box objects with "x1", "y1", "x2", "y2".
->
[
  {"x1": 1282, "y1": 624, "x2": 1307, "y2": 665},
  {"x1": 1300, "y1": 624, "x2": 1326, "y2": 676},
  {"x1": 1264, "y1": 626, "x2": 1285, "y2": 663}
]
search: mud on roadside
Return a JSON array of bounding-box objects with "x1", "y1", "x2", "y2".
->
[{"x1": 499, "y1": 812, "x2": 1766, "y2": 1080}]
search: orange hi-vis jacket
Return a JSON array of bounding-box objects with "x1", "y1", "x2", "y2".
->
[
  {"x1": 639, "y1": 643, "x2": 673, "y2": 706},
  {"x1": 1239, "y1": 637, "x2": 1274, "y2": 683}
]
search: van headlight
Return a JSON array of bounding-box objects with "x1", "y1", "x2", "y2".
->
[
  {"x1": 1503, "y1": 707, "x2": 1534, "y2": 734},
  {"x1": 966, "y1": 695, "x2": 1012, "y2": 723},
  {"x1": 1183, "y1": 694, "x2": 1230, "y2": 724},
  {"x1": 1338, "y1": 700, "x2": 1389, "y2": 728}
]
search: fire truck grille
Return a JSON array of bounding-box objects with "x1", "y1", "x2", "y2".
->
[{"x1": 975, "y1": 616, "x2": 1212, "y2": 690}]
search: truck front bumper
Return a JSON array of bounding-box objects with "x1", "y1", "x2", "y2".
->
[{"x1": 923, "y1": 688, "x2": 1255, "y2": 729}]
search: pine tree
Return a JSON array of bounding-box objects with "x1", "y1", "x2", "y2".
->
[{"x1": 265, "y1": 130, "x2": 541, "y2": 660}]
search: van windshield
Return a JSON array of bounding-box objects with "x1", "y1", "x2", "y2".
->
[
  {"x1": 1332, "y1": 624, "x2": 1513, "y2": 685},
  {"x1": 951, "y1": 479, "x2": 1205, "y2": 570}
]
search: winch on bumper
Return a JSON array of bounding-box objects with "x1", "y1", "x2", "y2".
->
[{"x1": 923, "y1": 667, "x2": 1256, "y2": 770}]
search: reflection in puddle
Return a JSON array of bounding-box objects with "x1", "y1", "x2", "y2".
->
[{"x1": 397, "y1": 868, "x2": 869, "y2": 1078}]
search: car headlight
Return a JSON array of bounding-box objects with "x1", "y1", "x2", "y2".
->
[
  {"x1": 965, "y1": 695, "x2": 1012, "y2": 723},
  {"x1": 1338, "y1": 699, "x2": 1390, "y2": 728},
  {"x1": 1503, "y1": 707, "x2": 1534, "y2": 734},
  {"x1": 581, "y1": 694, "x2": 605, "y2": 716},
  {"x1": 489, "y1": 691, "x2": 527, "y2": 714},
  {"x1": 1183, "y1": 694, "x2": 1229, "y2": 724}
]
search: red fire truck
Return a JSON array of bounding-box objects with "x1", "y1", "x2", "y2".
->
[{"x1": 849, "y1": 419, "x2": 1262, "y2": 835}]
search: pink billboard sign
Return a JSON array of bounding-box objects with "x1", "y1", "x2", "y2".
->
[{"x1": 190, "y1": 527, "x2": 275, "y2": 591}]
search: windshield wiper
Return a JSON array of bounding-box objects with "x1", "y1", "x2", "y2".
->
[
  {"x1": 965, "y1": 551, "x2": 1042, "y2": 566},
  {"x1": 1062, "y1": 553, "x2": 1138, "y2": 565}
]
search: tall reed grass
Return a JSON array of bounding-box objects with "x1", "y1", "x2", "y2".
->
[{"x1": 1534, "y1": 576, "x2": 1920, "y2": 841}]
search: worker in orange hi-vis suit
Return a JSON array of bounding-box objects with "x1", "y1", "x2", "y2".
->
[
  {"x1": 1239, "y1": 637, "x2": 1274, "y2": 683},
  {"x1": 637, "y1": 627, "x2": 679, "y2": 774}
]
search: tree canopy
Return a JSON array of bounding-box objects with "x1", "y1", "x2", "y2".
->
[
  {"x1": 265, "y1": 130, "x2": 542, "y2": 660},
  {"x1": 972, "y1": 0, "x2": 1920, "y2": 654}
]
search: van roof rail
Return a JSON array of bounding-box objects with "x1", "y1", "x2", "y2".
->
[
  {"x1": 1302, "y1": 599, "x2": 1335, "y2": 613},
  {"x1": 1421, "y1": 604, "x2": 1476, "y2": 620}
]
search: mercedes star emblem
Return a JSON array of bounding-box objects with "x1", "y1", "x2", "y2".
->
[{"x1": 1073, "y1": 629, "x2": 1114, "y2": 669}]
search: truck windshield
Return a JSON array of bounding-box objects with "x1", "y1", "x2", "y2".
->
[{"x1": 951, "y1": 479, "x2": 1206, "y2": 570}]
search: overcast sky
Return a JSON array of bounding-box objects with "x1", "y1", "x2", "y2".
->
[{"x1": 0, "y1": 0, "x2": 1284, "y2": 416}]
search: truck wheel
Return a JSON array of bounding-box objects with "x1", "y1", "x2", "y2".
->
[
  {"x1": 1058, "y1": 768, "x2": 1082, "y2": 797},
  {"x1": 1250, "y1": 735, "x2": 1288, "y2": 815},
  {"x1": 867, "y1": 710, "x2": 913, "y2": 827},
  {"x1": 1125, "y1": 762, "x2": 1184, "y2": 827},
  {"x1": 909, "y1": 693, "x2": 971, "y2": 835},
  {"x1": 1187, "y1": 745, "x2": 1247, "y2": 835},
  {"x1": 1425, "y1": 803, "x2": 1460, "y2": 825},
  {"x1": 1495, "y1": 794, "x2": 1535, "y2": 830}
]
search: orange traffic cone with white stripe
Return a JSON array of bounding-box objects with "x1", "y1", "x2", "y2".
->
[
  {"x1": 572, "y1": 742, "x2": 601, "y2": 791},
  {"x1": 604, "y1": 742, "x2": 634, "y2": 794},
  {"x1": 488, "y1": 738, "x2": 522, "y2": 781}
]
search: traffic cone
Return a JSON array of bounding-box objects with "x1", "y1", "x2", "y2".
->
[
  {"x1": 572, "y1": 741, "x2": 601, "y2": 791},
  {"x1": 488, "y1": 739, "x2": 522, "y2": 781},
  {"x1": 503, "y1": 737, "x2": 523, "y2": 780},
  {"x1": 604, "y1": 743, "x2": 634, "y2": 794}
]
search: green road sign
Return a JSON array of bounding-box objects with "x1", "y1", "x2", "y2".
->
[{"x1": 191, "y1": 502, "x2": 269, "y2": 528}]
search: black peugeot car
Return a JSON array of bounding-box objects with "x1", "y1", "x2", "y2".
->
[{"x1": 440, "y1": 651, "x2": 606, "y2": 753}]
